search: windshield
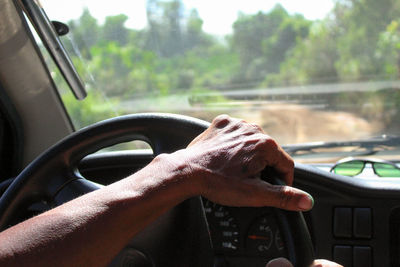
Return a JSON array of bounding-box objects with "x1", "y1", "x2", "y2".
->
[{"x1": 38, "y1": 0, "x2": 400, "y2": 163}]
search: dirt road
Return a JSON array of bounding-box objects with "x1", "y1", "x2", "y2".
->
[{"x1": 186, "y1": 103, "x2": 381, "y2": 145}]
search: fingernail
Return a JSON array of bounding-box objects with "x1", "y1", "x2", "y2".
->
[{"x1": 298, "y1": 194, "x2": 314, "y2": 211}]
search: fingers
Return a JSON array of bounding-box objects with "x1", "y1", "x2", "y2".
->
[
  {"x1": 214, "y1": 115, "x2": 295, "y2": 183},
  {"x1": 253, "y1": 180, "x2": 314, "y2": 211},
  {"x1": 257, "y1": 137, "x2": 294, "y2": 185},
  {"x1": 208, "y1": 178, "x2": 314, "y2": 211},
  {"x1": 188, "y1": 114, "x2": 303, "y2": 209}
]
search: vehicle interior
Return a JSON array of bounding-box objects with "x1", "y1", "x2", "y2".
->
[{"x1": 1, "y1": 0, "x2": 400, "y2": 266}]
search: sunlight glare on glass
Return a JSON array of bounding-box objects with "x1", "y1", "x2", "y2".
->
[{"x1": 41, "y1": 0, "x2": 334, "y2": 35}]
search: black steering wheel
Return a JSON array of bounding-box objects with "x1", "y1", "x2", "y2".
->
[{"x1": 0, "y1": 113, "x2": 314, "y2": 266}]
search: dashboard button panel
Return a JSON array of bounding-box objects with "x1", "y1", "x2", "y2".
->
[
  {"x1": 333, "y1": 207, "x2": 352, "y2": 238},
  {"x1": 353, "y1": 208, "x2": 372, "y2": 239},
  {"x1": 333, "y1": 245, "x2": 352, "y2": 266},
  {"x1": 353, "y1": 246, "x2": 372, "y2": 267}
]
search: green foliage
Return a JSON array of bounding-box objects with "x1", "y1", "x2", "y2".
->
[
  {"x1": 332, "y1": 0, "x2": 400, "y2": 80},
  {"x1": 102, "y1": 14, "x2": 130, "y2": 46},
  {"x1": 264, "y1": 20, "x2": 339, "y2": 86},
  {"x1": 62, "y1": 90, "x2": 118, "y2": 128},
  {"x1": 55, "y1": 0, "x2": 400, "y2": 132},
  {"x1": 376, "y1": 20, "x2": 400, "y2": 78},
  {"x1": 231, "y1": 5, "x2": 311, "y2": 84}
]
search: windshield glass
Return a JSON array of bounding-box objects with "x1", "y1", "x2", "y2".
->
[{"x1": 39, "y1": 0, "x2": 400, "y2": 163}]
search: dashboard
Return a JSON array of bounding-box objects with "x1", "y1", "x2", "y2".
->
[{"x1": 77, "y1": 152, "x2": 400, "y2": 267}]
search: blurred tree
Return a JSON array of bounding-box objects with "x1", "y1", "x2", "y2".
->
[
  {"x1": 265, "y1": 20, "x2": 339, "y2": 86},
  {"x1": 145, "y1": 0, "x2": 184, "y2": 57},
  {"x1": 231, "y1": 5, "x2": 310, "y2": 85},
  {"x1": 333, "y1": 0, "x2": 400, "y2": 80},
  {"x1": 376, "y1": 20, "x2": 400, "y2": 78},
  {"x1": 183, "y1": 9, "x2": 212, "y2": 50},
  {"x1": 102, "y1": 14, "x2": 130, "y2": 46}
]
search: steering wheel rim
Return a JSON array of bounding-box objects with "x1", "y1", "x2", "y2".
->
[
  {"x1": 0, "y1": 113, "x2": 314, "y2": 266},
  {"x1": 0, "y1": 113, "x2": 208, "y2": 228}
]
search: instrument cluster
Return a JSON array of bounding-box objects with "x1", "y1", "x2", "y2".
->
[{"x1": 203, "y1": 199, "x2": 288, "y2": 267}]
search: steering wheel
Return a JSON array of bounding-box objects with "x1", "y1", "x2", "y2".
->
[{"x1": 0, "y1": 113, "x2": 314, "y2": 266}]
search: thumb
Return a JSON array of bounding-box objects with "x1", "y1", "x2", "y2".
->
[{"x1": 256, "y1": 181, "x2": 314, "y2": 211}]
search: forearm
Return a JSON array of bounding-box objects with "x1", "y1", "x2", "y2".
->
[{"x1": 0, "y1": 152, "x2": 198, "y2": 267}]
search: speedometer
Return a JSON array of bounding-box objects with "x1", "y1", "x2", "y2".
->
[
  {"x1": 246, "y1": 215, "x2": 285, "y2": 256},
  {"x1": 204, "y1": 200, "x2": 240, "y2": 251}
]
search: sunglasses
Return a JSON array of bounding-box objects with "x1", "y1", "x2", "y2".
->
[{"x1": 330, "y1": 157, "x2": 400, "y2": 177}]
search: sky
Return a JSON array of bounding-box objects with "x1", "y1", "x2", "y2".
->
[{"x1": 41, "y1": 0, "x2": 335, "y2": 35}]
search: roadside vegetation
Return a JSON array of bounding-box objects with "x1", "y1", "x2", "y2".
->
[{"x1": 50, "y1": 0, "x2": 400, "y2": 139}]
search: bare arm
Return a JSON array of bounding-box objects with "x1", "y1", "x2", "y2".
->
[
  {"x1": 0, "y1": 154, "x2": 196, "y2": 266},
  {"x1": 0, "y1": 115, "x2": 313, "y2": 266}
]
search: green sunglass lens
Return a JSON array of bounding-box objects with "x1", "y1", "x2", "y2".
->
[
  {"x1": 374, "y1": 163, "x2": 400, "y2": 177},
  {"x1": 333, "y1": 161, "x2": 364, "y2": 176}
]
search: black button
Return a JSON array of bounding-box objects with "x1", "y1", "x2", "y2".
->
[
  {"x1": 334, "y1": 207, "x2": 352, "y2": 238},
  {"x1": 333, "y1": 245, "x2": 352, "y2": 266},
  {"x1": 354, "y1": 208, "x2": 372, "y2": 239},
  {"x1": 354, "y1": 246, "x2": 372, "y2": 267}
]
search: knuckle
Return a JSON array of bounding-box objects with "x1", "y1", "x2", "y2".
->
[
  {"x1": 213, "y1": 114, "x2": 231, "y2": 128},
  {"x1": 287, "y1": 157, "x2": 295, "y2": 169},
  {"x1": 215, "y1": 114, "x2": 230, "y2": 121},
  {"x1": 249, "y1": 123, "x2": 263, "y2": 133},
  {"x1": 264, "y1": 137, "x2": 278, "y2": 151}
]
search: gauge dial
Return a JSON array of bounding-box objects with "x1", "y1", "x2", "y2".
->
[
  {"x1": 246, "y1": 215, "x2": 285, "y2": 256},
  {"x1": 204, "y1": 200, "x2": 239, "y2": 251},
  {"x1": 275, "y1": 229, "x2": 285, "y2": 251}
]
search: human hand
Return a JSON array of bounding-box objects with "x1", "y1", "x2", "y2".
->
[
  {"x1": 182, "y1": 115, "x2": 313, "y2": 211},
  {"x1": 266, "y1": 257, "x2": 343, "y2": 267}
]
